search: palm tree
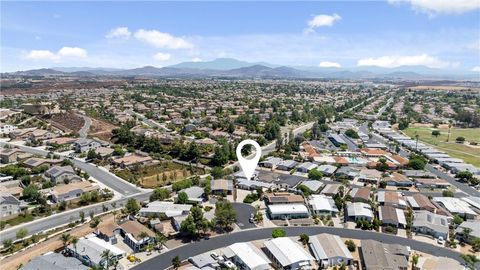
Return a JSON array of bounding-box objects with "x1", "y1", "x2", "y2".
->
[
  {"x1": 71, "y1": 236, "x2": 79, "y2": 254},
  {"x1": 462, "y1": 227, "x2": 473, "y2": 243},
  {"x1": 101, "y1": 249, "x2": 113, "y2": 269},
  {"x1": 155, "y1": 233, "x2": 167, "y2": 250},
  {"x1": 446, "y1": 120, "x2": 453, "y2": 142},
  {"x1": 411, "y1": 253, "x2": 419, "y2": 270},
  {"x1": 59, "y1": 233, "x2": 71, "y2": 251}
]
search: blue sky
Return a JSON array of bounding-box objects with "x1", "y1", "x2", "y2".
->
[{"x1": 1, "y1": 1, "x2": 479, "y2": 72}]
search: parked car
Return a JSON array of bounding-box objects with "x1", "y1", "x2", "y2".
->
[{"x1": 437, "y1": 236, "x2": 445, "y2": 245}]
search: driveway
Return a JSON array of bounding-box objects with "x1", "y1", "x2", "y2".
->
[{"x1": 231, "y1": 203, "x2": 256, "y2": 230}]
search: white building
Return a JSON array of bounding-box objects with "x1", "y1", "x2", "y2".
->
[
  {"x1": 267, "y1": 204, "x2": 310, "y2": 220},
  {"x1": 222, "y1": 242, "x2": 272, "y2": 270},
  {"x1": 309, "y1": 234, "x2": 354, "y2": 268},
  {"x1": 433, "y1": 197, "x2": 477, "y2": 219},
  {"x1": 308, "y1": 195, "x2": 339, "y2": 216},
  {"x1": 0, "y1": 124, "x2": 17, "y2": 135},
  {"x1": 412, "y1": 210, "x2": 449, "y2": 240},
  {"x1": 139, "y1": 201, "x2": 192, "y2": 217},
  {"x1": 264, "y1": 237, "x2": 315, "y2": 269},
  {"x1": 346, "y1": 202, "x2": 373, "y2": 221}
]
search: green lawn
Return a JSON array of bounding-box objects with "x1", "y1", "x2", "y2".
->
[{"x1": 403, "y1": 127, "x2": 480, "y2": 167}]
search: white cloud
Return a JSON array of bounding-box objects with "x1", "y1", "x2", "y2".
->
[
  {"x1": 305, "y1": 13, "x2": 341, "y2": 33},
  {"x1": 134, "y1": 29, "x2": 193, "y2": 49},
  {"x1": 153, "y1": 52, "x2": 171, "y2": 61},
  {"x1": 357, "y1": 54, "x2": 450, "y2": 68},
  {"x1": 319, "y1": 61, "x2": 341, "y2": 68},
  {"x1": 472, "y1": 66, "x2": 480, "y2": 72},
  {"x1": 191, "y1": 57, "x2": 202, "y2": 62},
  {"x1": 57, "y1": 47, "x2": 87, "y2": 58},
  {"x1": 24, "y1": 47, "x2": 87, "y2": 62},
  {"x1": 25, "y1": 50, "x2": 59, "y2": 61},
  {"x1": 388, "y1": 0, "x2": 480, "y2": 15},
  {"x1": 106, "y1": 27, "x2": 131, "y2": 39}
]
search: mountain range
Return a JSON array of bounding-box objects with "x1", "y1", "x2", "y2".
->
[{"x1": 7, "y1": 58, "x2": 480, "y2": 80}]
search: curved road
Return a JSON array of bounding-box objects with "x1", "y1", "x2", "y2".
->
[
  {"x1": 77, "y1": 114, "x2": 92, "y2": 138},
  {"x1": 132, "y1": 226, "x2": 469, "y2": 270}
]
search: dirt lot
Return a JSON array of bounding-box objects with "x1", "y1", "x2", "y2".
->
[
  {"x1": 45, "y1": 112, "x2": 85, "y2": 133},
  {"x1": 89, "y1": 118, "x2": 117, "y2": 141},
  {"x1": 116, "y1": 162, "x2": 205, "y2": 188}
]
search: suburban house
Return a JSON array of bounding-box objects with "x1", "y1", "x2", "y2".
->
[
  {"x1": 412, "y1": 210, "x2": 449, "y2": 240},
  {"x1": 176, "y1": 186, "x2": 205, "y2": 204},
  {"x1": 346, "y1": 202, "x2": 373, "y2": 221},
  {"x1": 276, "y1": 160, "x2": 298, "y2": 171},
  {"x1": 308, "y1": 194, "x2": 339, "y2": 216},
  {"x1": 317, "y1": 164, "x2": 337, "y2": 176},
  {"x1": 406, "y1": 194, "x2": 437, "y2": 212},
  {"x1": 222, "y1": 242, "x2": 272, "y2": 270},
  {"x1": 309, "y1": 234, "x2": 354, "y2": 268},
  {"x1": 259, "y1": 156, "x2": 283, "y2": 169},
  {"x1": 296, "y1": 162, "x2": 318, "y2": 173},
  {"x1": 74, "y1": 138, "x2": 102, "y2": 153},
  {"x1": 49, "y1": 181, "x2": 100, "y2": 203},
  {"x1": 360, "y1": 240, "x2": 409, "y2": 270},
  {"x1": 320, "y1": 184, "x2": 341, "y2": 197},
  {"x1": 23, "y1": 157, "x2": 62, "y2": 168},
  {"x1": 44, "y1": 165, "x2": 82, "y2": 184},
  {"x1": 237, "y1": 179, "x2": 274, "y2": 190},
  {"x1": 433, "y1": 197, "x2": 478, "y2": 219},
  {"x1": 115, "y1": 220, "x2": 156, "y2": 252},
  {"x1": 67, "y1": 234, "x2": 126, "y2": 268},
  {"x1": 139, "y1": 201, "x2": 192, "y2": 218},
  {"x1": 455, "y1": 220, "x2": 480, "y2": 244},
  {"x1": 385, "y1": 172, "x2": 413, "y2": 187},
  {"x1": 267, "y1": 204, "x2": 310, "y2": 220},
  {"x1": 298, "y1": 180, "x2": 324, "y2": 194},
  {"x1": 21, "y1": 252, "x2": 88, "y2": 270},
  {"x1": 335, "y1": 166, "x2": 360, "y2": 179},
  {"x1": 378, "y1": 191, "x2": 408, "y2": 209},
  {"x1": 378, "y1": 206, "x2": 406, "y2": 228},
  {"x1": 414, "y1": 178, "x2": 450, "y2": 189},
  {"x1": 0, "y1": 192, "x2": 25, "y2": 218},
  {"x1": 350, "y1": 187, "x2": 371, "y2": 203},
  {"x1": 265, "y1": 192, "x2": 304, "y2": 205},
  {"x1": 358, "y1": 169, "x2": 383, "y2": 184},
  {"x1": 111, "y1": 151, "x2": 155, "y2": 168},
  {"x1": 210, "y1": 179, "x2": 234, "y2": 195},
  {"x1": 0, "y1": 124, "x2": 17, "y2": 135},
  {"x1": 263, "y1": 237, "x2": 315, "y2": 269},
  {"x1": 0, "y1": 148, "x2": 31, "y2": 164}
]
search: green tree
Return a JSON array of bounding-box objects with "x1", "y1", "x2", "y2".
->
[
  {"x1": 344, "y1": 240, "x2": 356, "y2": 252},
  {"x1": 3, "y1": 239, "x2": 13, "y2": 252},
  {"x1": 452, "y1": 215, "x2": 464, "y2": 225},
  {"x1": 431, "y1": 130, "x2": 441, "y2": 137},
  {"x1": 172, "y1": 256, "x2": 181, "y2": 269},
  {"x1": 150, "y1": 187, "x2": 170, "y2": 201},
  {"x1": 412, "y1": 253, "x2": 419, "y2": 269},
  {"x1": 345, "y1": 129, "x2": 359, "y2": 139},
  {"x1": 398, "y1": 118, "x2": 409, "y2": 130},
  {"x1": 214, "y1": 200, "x2": 237, "y2": 231},
  {"x1": 87, "y1": 149, "x2": 98, "y2": 160},
  {"x1": 299, "y1": 234, "x2": 309, "y2": 245},
  {"x1": 101, "y1": 249, "x2": 113, "y2": 269},
  {"x1": 59, "y1": 233, "x2": 71, "y2": 250},
  {"x1": 272, "y1": 228, "x2": 286, "y2": 238},
  {"x1": 16, "y1": 228, "x2": 28, "y2": 239},
  {"x1": 442, "y1": 190, "x2": 454, "y2": 197},
  {"x1": 456, "y1": 136, "x2": 465, "y2": 143},
  {"x1": 308, "y1": 168, "x2": 323, "y2": 180},
  {"x1": 125, "y1": 198, "x2": 140, "y2": 215},
  {"x1": 177, "y1": 191, "x2": 189, "y2": 204}
]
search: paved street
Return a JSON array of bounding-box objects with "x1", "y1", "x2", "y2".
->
[
  {"x1": 77, "y1": 114, "x2": 91, "y2": 138},
  {"x1": 366, "y1": 128, "x2": 480, "y2": 197},
  {"x1": 231, "y1": 203, "x2": 256, "y2": 230},
  {"x1": 132, "y1": 226, "x2": 469, "y2": 270},
  {"x1": 0, "y1": 192, "x2": 152, "y2": 241},
  {"x1": 0, "y1": 142, "x2": 142, "y2": 196}
]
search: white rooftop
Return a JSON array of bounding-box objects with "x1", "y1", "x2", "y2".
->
[
  {"x1": 268, "y1": 204, "x2": 309, "y2": 215},
  {"x1": 264, "y1": 237, "x2": 314, "y2": 267},
  {"x1": 223, "y1": 242, "x2": 271, "y2": 270}
]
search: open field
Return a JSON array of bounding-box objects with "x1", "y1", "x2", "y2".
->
[
  {"x1": 403, "y1": 126, "x2": 480, "y2": 167},
  {"x1": 116, "y1": 161, "x2": 205, "y2": 188},
  {"x1": 88, "y1": 118, "x2": 117, "y2": 141},
  {"x1": 46, "y1": 112, "x2": 85, "y2": 133}
]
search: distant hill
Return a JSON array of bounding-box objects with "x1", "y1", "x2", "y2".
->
[
  {"x1": 5, "y1": 58, "x2": 479, "y2": 80},
  {"x1": 170, "y1": 58, "x2": 276, "y2": 70}
]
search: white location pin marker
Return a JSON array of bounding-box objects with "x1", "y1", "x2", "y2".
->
[{"x1": 236, "y1": 139, "x2": 262, "y2": 181}]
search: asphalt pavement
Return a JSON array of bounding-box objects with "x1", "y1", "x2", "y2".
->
[
  {"x1": 231, "y1": 203, "x2": 256, "y2": 230},
  {"x1": 132, "y1": 226, "x2": 469, "y2": 270},
  {"x1": 77, "y1": 114, "x2": 91, "y2": 138}
]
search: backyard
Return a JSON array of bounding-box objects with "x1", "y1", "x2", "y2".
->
[{"x1": 403, "y1": 126, "x2": 480, "y2": 167}]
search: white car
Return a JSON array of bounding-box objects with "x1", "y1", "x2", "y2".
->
[{"x1": 437, "y1": 236, "x2": 445, "y2": 245}]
